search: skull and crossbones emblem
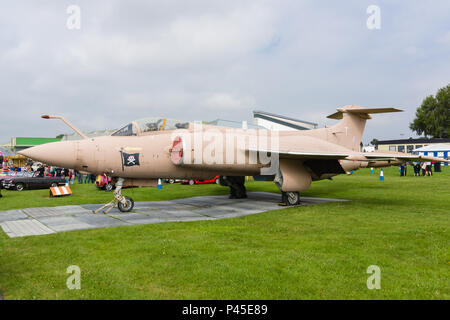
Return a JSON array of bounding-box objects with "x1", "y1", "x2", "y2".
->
[{"x1": 126, "y1": 155, "x2": 136, "y2": 165}]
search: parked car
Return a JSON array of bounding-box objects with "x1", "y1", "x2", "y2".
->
[
  {"x1": 2, "y1": 172, "x2": 66, "y2": 191},
  {"x1": 0, "y1": 171, "x2": 28, "y2": 186},
  {"x1": 96, "y1": 174, "x2": 114, "y2": 191},
  {"x1": 164, "y1": 178, "x2": 182, "y2": 184},
  {"x1": 181, "y1": 175, "x2": 220, "y2": 185},
  {"x1": 95, "y1": 174, "x2": 133, "y2": 191}
]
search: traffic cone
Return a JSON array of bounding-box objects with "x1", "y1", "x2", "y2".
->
[
  {"x1": 379, "y1": 168, "x2": 384, "y2": 181},
  {"x1": 157, "y1": 178, "x2": 163, "y2": 189},
  {"x1": 370, "y1": 167, "x2": 374, "y2": 173}
]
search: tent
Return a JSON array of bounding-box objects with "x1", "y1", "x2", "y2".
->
[
  {"x1": 0, "y1": 146, "x2": 15, "y2": 157},
  {"x1": 413, "y1": 144, "x2": 450, "y2": 166}
]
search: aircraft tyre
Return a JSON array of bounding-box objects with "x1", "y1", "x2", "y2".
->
[
  {"x1": 220, "y1": 176, "x2": 247, "y2": 199},
  {"x1": 280, "y1": 192, "x2": 300, "y2": 206},
  {"x1": 118, "y1": 196, "x2": 134, "y2": 212}
]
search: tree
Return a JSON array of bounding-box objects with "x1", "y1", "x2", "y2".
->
[
  {"x1": 409, "y1": 84, "x2": 450, "y2": 138},
  {"x1": 56, "y1": 134, "x2": 64, "y2": 139},
  {"x1": 370, "y1": 138, "x2": 378, "y2": 146}
]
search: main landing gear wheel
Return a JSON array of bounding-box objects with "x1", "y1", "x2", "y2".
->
[
  {"x1": 219, "y1": 176, "x2": 247, "y2": 199},
  {"x1": 279, "y1": 192, "x2": 300, "y2": 206},
  {"x1": 118, "y1": 196, "x2": 134, "y2": 212}
]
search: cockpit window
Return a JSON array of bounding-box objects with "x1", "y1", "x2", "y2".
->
[
  {"x1": 111, "y1": 123, "x2": 137, "y2": 136},
  {"x1": 135, "y1": 118, "x2": 190, "y2": 133},
  {"x1": 140, "y1": 118, "x2": 165, "y2": 133}
]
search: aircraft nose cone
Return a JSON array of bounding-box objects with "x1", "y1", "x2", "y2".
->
[{"x1": 19, "y1": 141, "x2": 77, "y2": 168}]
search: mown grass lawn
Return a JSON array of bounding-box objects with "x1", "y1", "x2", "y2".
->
[{"x1": 0, "y1": 167, "x2": 448, "y2": 300}]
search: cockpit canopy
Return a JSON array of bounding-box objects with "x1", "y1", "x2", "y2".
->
[{"x1": 111, "y1": 118, "x2": 190, "y2": 136}]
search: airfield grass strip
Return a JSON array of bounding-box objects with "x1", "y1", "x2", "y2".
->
[{"x1": 0, "y1": 167, "x2": 448, "y2": 299}]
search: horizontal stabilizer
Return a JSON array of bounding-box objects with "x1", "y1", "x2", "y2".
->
[{"x1": 327, "y1": 106, "x2": 403, "y2": 119}]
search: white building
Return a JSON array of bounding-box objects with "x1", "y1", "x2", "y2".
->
[
  {"x1": 253, "y1": 111, "x2": 318, "y2": 131},
  {"x1": 413, "y1": 144, "x2": 450, "y2": 166}
]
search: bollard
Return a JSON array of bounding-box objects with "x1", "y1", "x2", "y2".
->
[{"x1": 379, "y1": 168, "x2": 384, "y2": 181}]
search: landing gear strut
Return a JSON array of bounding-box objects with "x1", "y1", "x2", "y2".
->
[
  {"x1": 279, "y1": 191, "x2": 301, "y2": 206},
  {"x1": 219, "y1": 176, "x2": 247, "y2": 199},
  {"x1": 93, "y1": 178, "x2": 134, "y2": 214}
]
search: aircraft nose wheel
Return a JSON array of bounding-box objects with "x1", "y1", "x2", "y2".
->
[
  {"x1": 93, "y1": 177, "x2": 135, "y2": 214},
  {"x1": 279, "y1": 192, "x2": 300, "y2": 206},
  {"x1": 118, "y1": 196, "x2": 134, "y2": 212}
]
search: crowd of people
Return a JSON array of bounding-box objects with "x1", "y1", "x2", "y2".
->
[
  {"x1": 400, "y1": 161, "x2": 438, "y2": 177},
  {"x1": 1, "y1": 158, "x2": 97, "y2": 185},
  {"x1": 33, "y1": 165, "x2": 97, "y2": 185}
]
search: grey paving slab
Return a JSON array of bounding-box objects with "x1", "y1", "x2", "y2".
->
[
  {"x1": 0, "y1": 219, "x2": 55, "y2": 238},
  {"x1": 0, "y1": 210, "x2": 28, "y2": 223},
  {"x1": 0, "y1": 192, "x2": 348, "y2": 238},
  {"x1": 23, "y1": 205, "x2": 92, "y2": 218},
  {"x1": 76, "y1": 214, "x2": 129, "y2": 227},
  {"x1": 38, "y1": 216, "x2": 94, "y2": 232}
]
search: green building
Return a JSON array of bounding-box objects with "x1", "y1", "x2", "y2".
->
[{"x1": 11, "y1": 137, "x2": 62, "y2": 153}]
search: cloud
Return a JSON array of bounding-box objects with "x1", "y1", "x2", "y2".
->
[
  {"x1": 0, "y1": 0, "x2": 449, "y2": 144},
  {"x1": 204, "y1": 93, "x2": 256, "y2": 110}
]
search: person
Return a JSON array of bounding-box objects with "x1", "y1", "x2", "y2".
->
[
  {"x1": 84, "y1": 173, "x2": 90, "y2": 184},
  {"x1": 69, "y1": 169, "x2": 74, "y2": 184},
  {"x1": 90, "y1": 174, "x2": 96, "y2": 183},
  {"x1": 413, "y1": 162, "x2": 420, "y2": 176},
  {"x1": 421, "y1": 162, "x2": 427, "y2": 176},
  {"x1": 75, "y1": 170, "x2": 83, "y2": 184},
  {"x1": 55, "y1": 167, "x2": 62, "y2": 177},
  {"x1": 62, "y1": 168, "x2": 69, "y2": 183},
  {"x1": 425, "y1": 162, "x2": 432, "y2": 176},
  {"x1": 400, "y1": 163, "x2": 408, "y2": 176},
  {"x1": 37, "y1": 165, "x2": 45, "y2": 177}
]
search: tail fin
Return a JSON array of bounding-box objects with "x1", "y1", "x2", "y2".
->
[{"x1": 326, "y1": 105, "x2": 403, "y2": 151}]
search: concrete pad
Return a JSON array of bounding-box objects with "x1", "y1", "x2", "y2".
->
[
  {"x1": 0, "y1": 210, "x2": 28, "y2": 223},
  {"x1": 37, "y1": 216, "x2": 94, "y2": 232},
  {"x1": 0, "y1": 192, "x2": 348, "y2": 238},
  {"x1": 23, "y1": 205, "x2": 93, "y2": 218},
  {"x1": 0, "y1": 219, "x2": 55, "y2": 238}
]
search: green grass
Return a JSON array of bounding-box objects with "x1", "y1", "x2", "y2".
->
[{"x1": 0, "y1": 167, "x2": 449, "y2": 299}]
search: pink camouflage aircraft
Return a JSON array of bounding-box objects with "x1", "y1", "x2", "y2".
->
[{"x1": 19, "y1": 105, "x2": 448, "y2": 213}]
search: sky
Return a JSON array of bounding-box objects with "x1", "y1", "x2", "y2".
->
[{"x1": 1, "y1": 0, "x2": 449, "y2": 145}]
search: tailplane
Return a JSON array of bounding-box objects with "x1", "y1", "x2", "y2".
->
[{"x1": 326, "y1": 105, "x2": 403, "y2": 151}]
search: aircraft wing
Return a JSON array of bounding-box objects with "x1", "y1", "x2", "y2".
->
[
  {"x1": 363, "y1": 152, "x2": 450, "y2": 163},
  {"x1": 248, "y1": 148, "x2": 449, "y2": 163},
  {"x1": 249, "y1": 149, "x2": 350, "y2": 160}
]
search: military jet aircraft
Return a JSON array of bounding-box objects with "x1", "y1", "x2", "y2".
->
[{"x1": 19, "y1": 106, "x2": 448, "y2": 213}]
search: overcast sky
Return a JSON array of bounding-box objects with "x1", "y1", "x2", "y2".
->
[{"x1": 1, "y1": 0, "x2": 449, "y2": 144}]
